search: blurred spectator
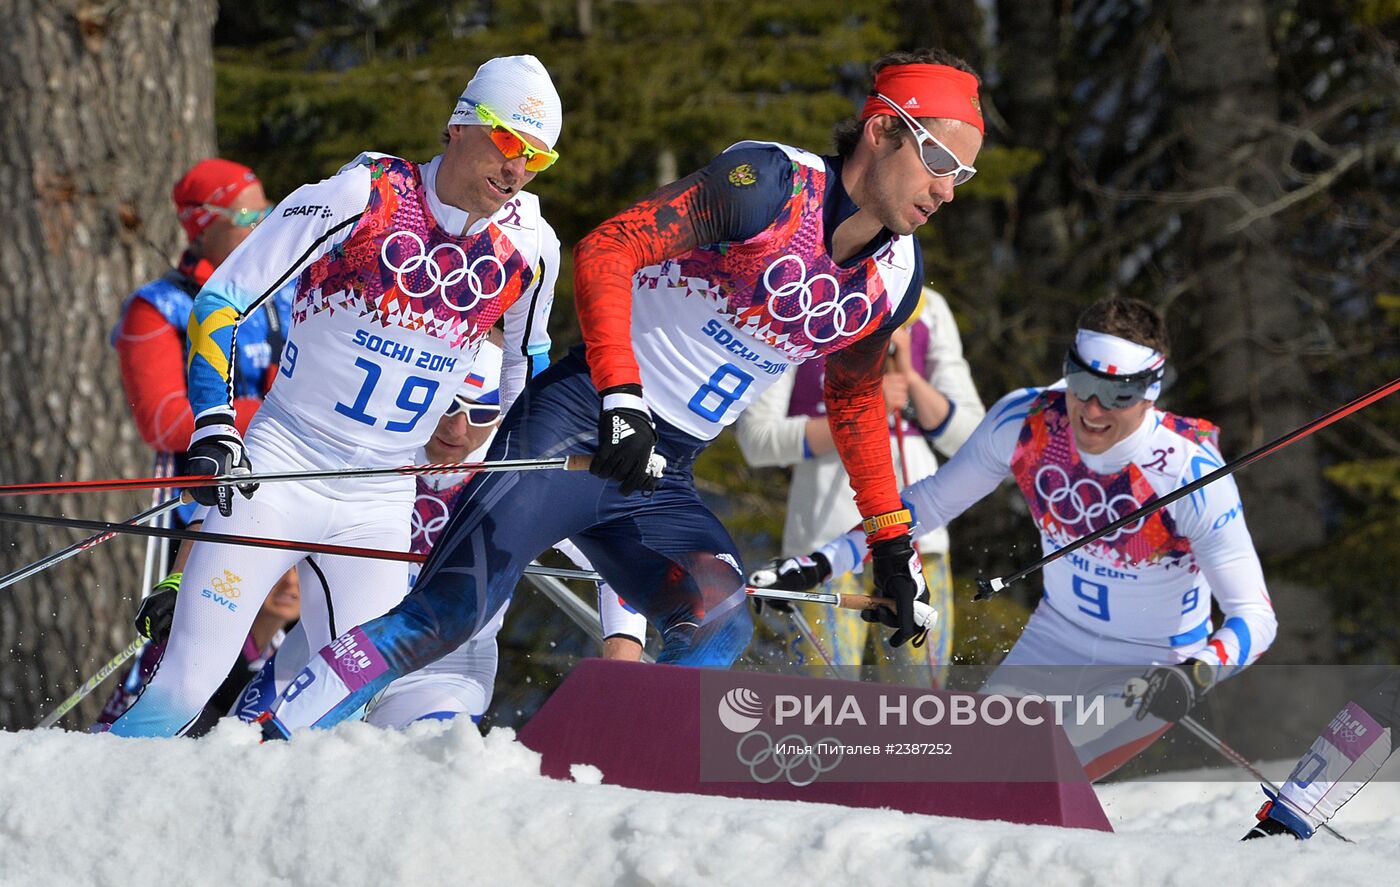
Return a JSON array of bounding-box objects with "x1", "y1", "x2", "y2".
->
[
  {"x1": 111, "y1": 158, "x2": 292, "y2": 532},
  {"x1": 736, "y1": 286, "x2": 984, "y2": 686}
]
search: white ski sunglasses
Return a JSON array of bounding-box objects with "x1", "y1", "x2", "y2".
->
[
  {"x1": 444, "y1": 394, "x2": 501, "y2": 427},
  {"x1": 873, "y1": 92, "x2": 978, "y2": 186}
]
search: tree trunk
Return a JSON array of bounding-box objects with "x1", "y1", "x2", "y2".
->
[
  {"x1": 0, "y1": 0, "x2": 217, "y2": 729},
  {"x1": 1166, "y1": 0, "x2": 1325, "y2": 556},
  {"x1": 996, "y1": 0, "x2": 1069, "y2": 281}
]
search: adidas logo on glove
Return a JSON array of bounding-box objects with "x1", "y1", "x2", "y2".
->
[{"x1": 611, "y1": 415, "x2": 635, "y2": 444}]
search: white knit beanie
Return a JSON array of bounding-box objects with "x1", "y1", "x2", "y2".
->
[{"x1": 448, "y1": 54, "x2": 562, "y2": 150}]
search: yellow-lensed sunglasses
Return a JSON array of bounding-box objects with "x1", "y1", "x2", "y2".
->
[{"x1": 473, "y1": 103, "x2": 559, "y2": 173}]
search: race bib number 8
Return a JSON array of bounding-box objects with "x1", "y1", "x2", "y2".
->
[{"x1": 687, "y1": 363, "x2": 753, "y2": 423}]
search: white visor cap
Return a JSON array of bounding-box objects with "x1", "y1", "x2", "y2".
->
[{"x1": 448, "y1": 54, "x2": 562, "y2": 150}]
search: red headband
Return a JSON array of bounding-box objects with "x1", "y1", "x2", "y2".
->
[
  {"x1": 172, "y1": 158, "x2": 260, "y2": 242},
  {"x1": 860, "y1": 63, "x2": 984, "y2": 135}
]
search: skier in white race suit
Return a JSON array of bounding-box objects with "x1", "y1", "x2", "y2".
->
[
  {"x1": 110, "y1": 55, "x2": 564, "y2": 737},
  {"x1": 752, "y1": 298, "x2": 1278, "y2": 779}
]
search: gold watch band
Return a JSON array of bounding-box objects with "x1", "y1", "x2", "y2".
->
[{"x1": 862, "y1": 509, "x2": 912, "y2": 536}]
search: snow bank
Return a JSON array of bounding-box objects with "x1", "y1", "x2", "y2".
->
[{"x1": 1, "y1": 721, "x2": 1397, "y2": 887}]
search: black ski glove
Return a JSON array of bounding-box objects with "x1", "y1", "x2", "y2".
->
[
  {"x1": 134, "y1": 572, "x2": 182, "y2": 643},
  {"x1": 1124, "y1": 658, "x2": 1216, "y2": 722},
  {"x1": 592, "y1": 387, "x2": 666, "y2": 496},
  {"x1": 747, "y1": 552, "x2": 832, "y2": 613},
  {"x1": 187, "y1": 412, "x2": 257, "y2": 517},
  {"x1": 864, "y1": 535, "x2": 928, "y2": 648}
]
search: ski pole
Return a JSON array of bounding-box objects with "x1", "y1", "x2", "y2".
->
[
  {"x1": 976, "y1": 376, "x2": 1400, "y2": 600},
  {"x1": 520, "y1": 564, "x2": 606, "y2": 583},
  {"x1": 0, "y1": 454, "x2": 594, "y2": 499},
  {"x1": 0, "y1": 507, "x2": 939, "y2": 629},
  {"x1": 0, "y1": 509, "x2": 637, "y2": 592},
  {"x1": 1177, "y1": 715, "x2": 1350, "y2": 843},
  {"x1": 0, "y1": 495, "x2": 183, "y2": 592},
  {"x1": 36, "y1": 636, "x2": 148, "y2": 729},
  {"x1": 786, "y1": 607, "x2": 841, "y2": 679},
  {"x1": 143, "y1": 453, "x2": 178, "y2": 595},
  {"x1": 523, "y1": 568, "x2": 605, "y2": 646},
  {"x1": 747, "y1": 586, "x2": 938, "y2": 629}
]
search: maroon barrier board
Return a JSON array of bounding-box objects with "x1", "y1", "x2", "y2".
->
[{"x1": 518, "y1": 659, "x2": 1113, "y2": 831}]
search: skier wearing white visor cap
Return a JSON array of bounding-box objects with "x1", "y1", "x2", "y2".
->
[{"x1": 751, "y1": 298, "x2": 1277, "y2": 780}]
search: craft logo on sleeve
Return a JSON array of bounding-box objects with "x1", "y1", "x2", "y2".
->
[
  {"x1": 282, "y1": 204, "x2": 334, "y2": 219},
  {"x1": 727, "y1": 163, "x2": 757, "y2": 187}
]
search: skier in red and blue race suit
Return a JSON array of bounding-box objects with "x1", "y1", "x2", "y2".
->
[{"x1": 258, "y1": 48, "x2": 987, "y2": 735}]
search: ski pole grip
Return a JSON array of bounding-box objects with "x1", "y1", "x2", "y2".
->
[
  {"x1": 839, "y1": 593, "x2": 885, "y2": 611},
  {"x1": 564, "y1": 454, "x2": 593, "y2": 471}
]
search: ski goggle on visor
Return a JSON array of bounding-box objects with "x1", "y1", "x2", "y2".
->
[
  {"x1": 1063, "y1": 346, "x2": 1166, "y2": 410},
  {"x1": 472, "y1": 103, "x2": 559, "y2": 173},
  {"x1": 874, "y1": 92, "x2": 977, "y2": 186}
]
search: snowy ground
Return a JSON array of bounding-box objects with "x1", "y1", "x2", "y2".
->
[{"x1": 1, "y1": 721, "x2": 1396, "y2": 887}]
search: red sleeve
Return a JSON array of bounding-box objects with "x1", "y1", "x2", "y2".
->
[
  {"x1": 573, "y1": 175, "x2": 711, "y2": 392},
  {"x1": 573, "y1": 150, "x2": 789, "y2": 394},
  {"x1": 115, "y1": 299, "x2": 260, "y2": 450},
  {"x1": 824, "y1": 331, "x2": 908, "y2": 542}
]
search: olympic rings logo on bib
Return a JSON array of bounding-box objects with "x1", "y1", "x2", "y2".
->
[
  {"x1": 763, "y1": 255, "x2": 873, "y2": 345},
  {"x1": 410, "y1": 494, "x2": 451, "y2": 548},
  {"x1": 381, "y1": 230, "x2": 506, "y2": 311},
  {"x1": 1033, "y1": 465, "x2": 1145, "y2": 541}
]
